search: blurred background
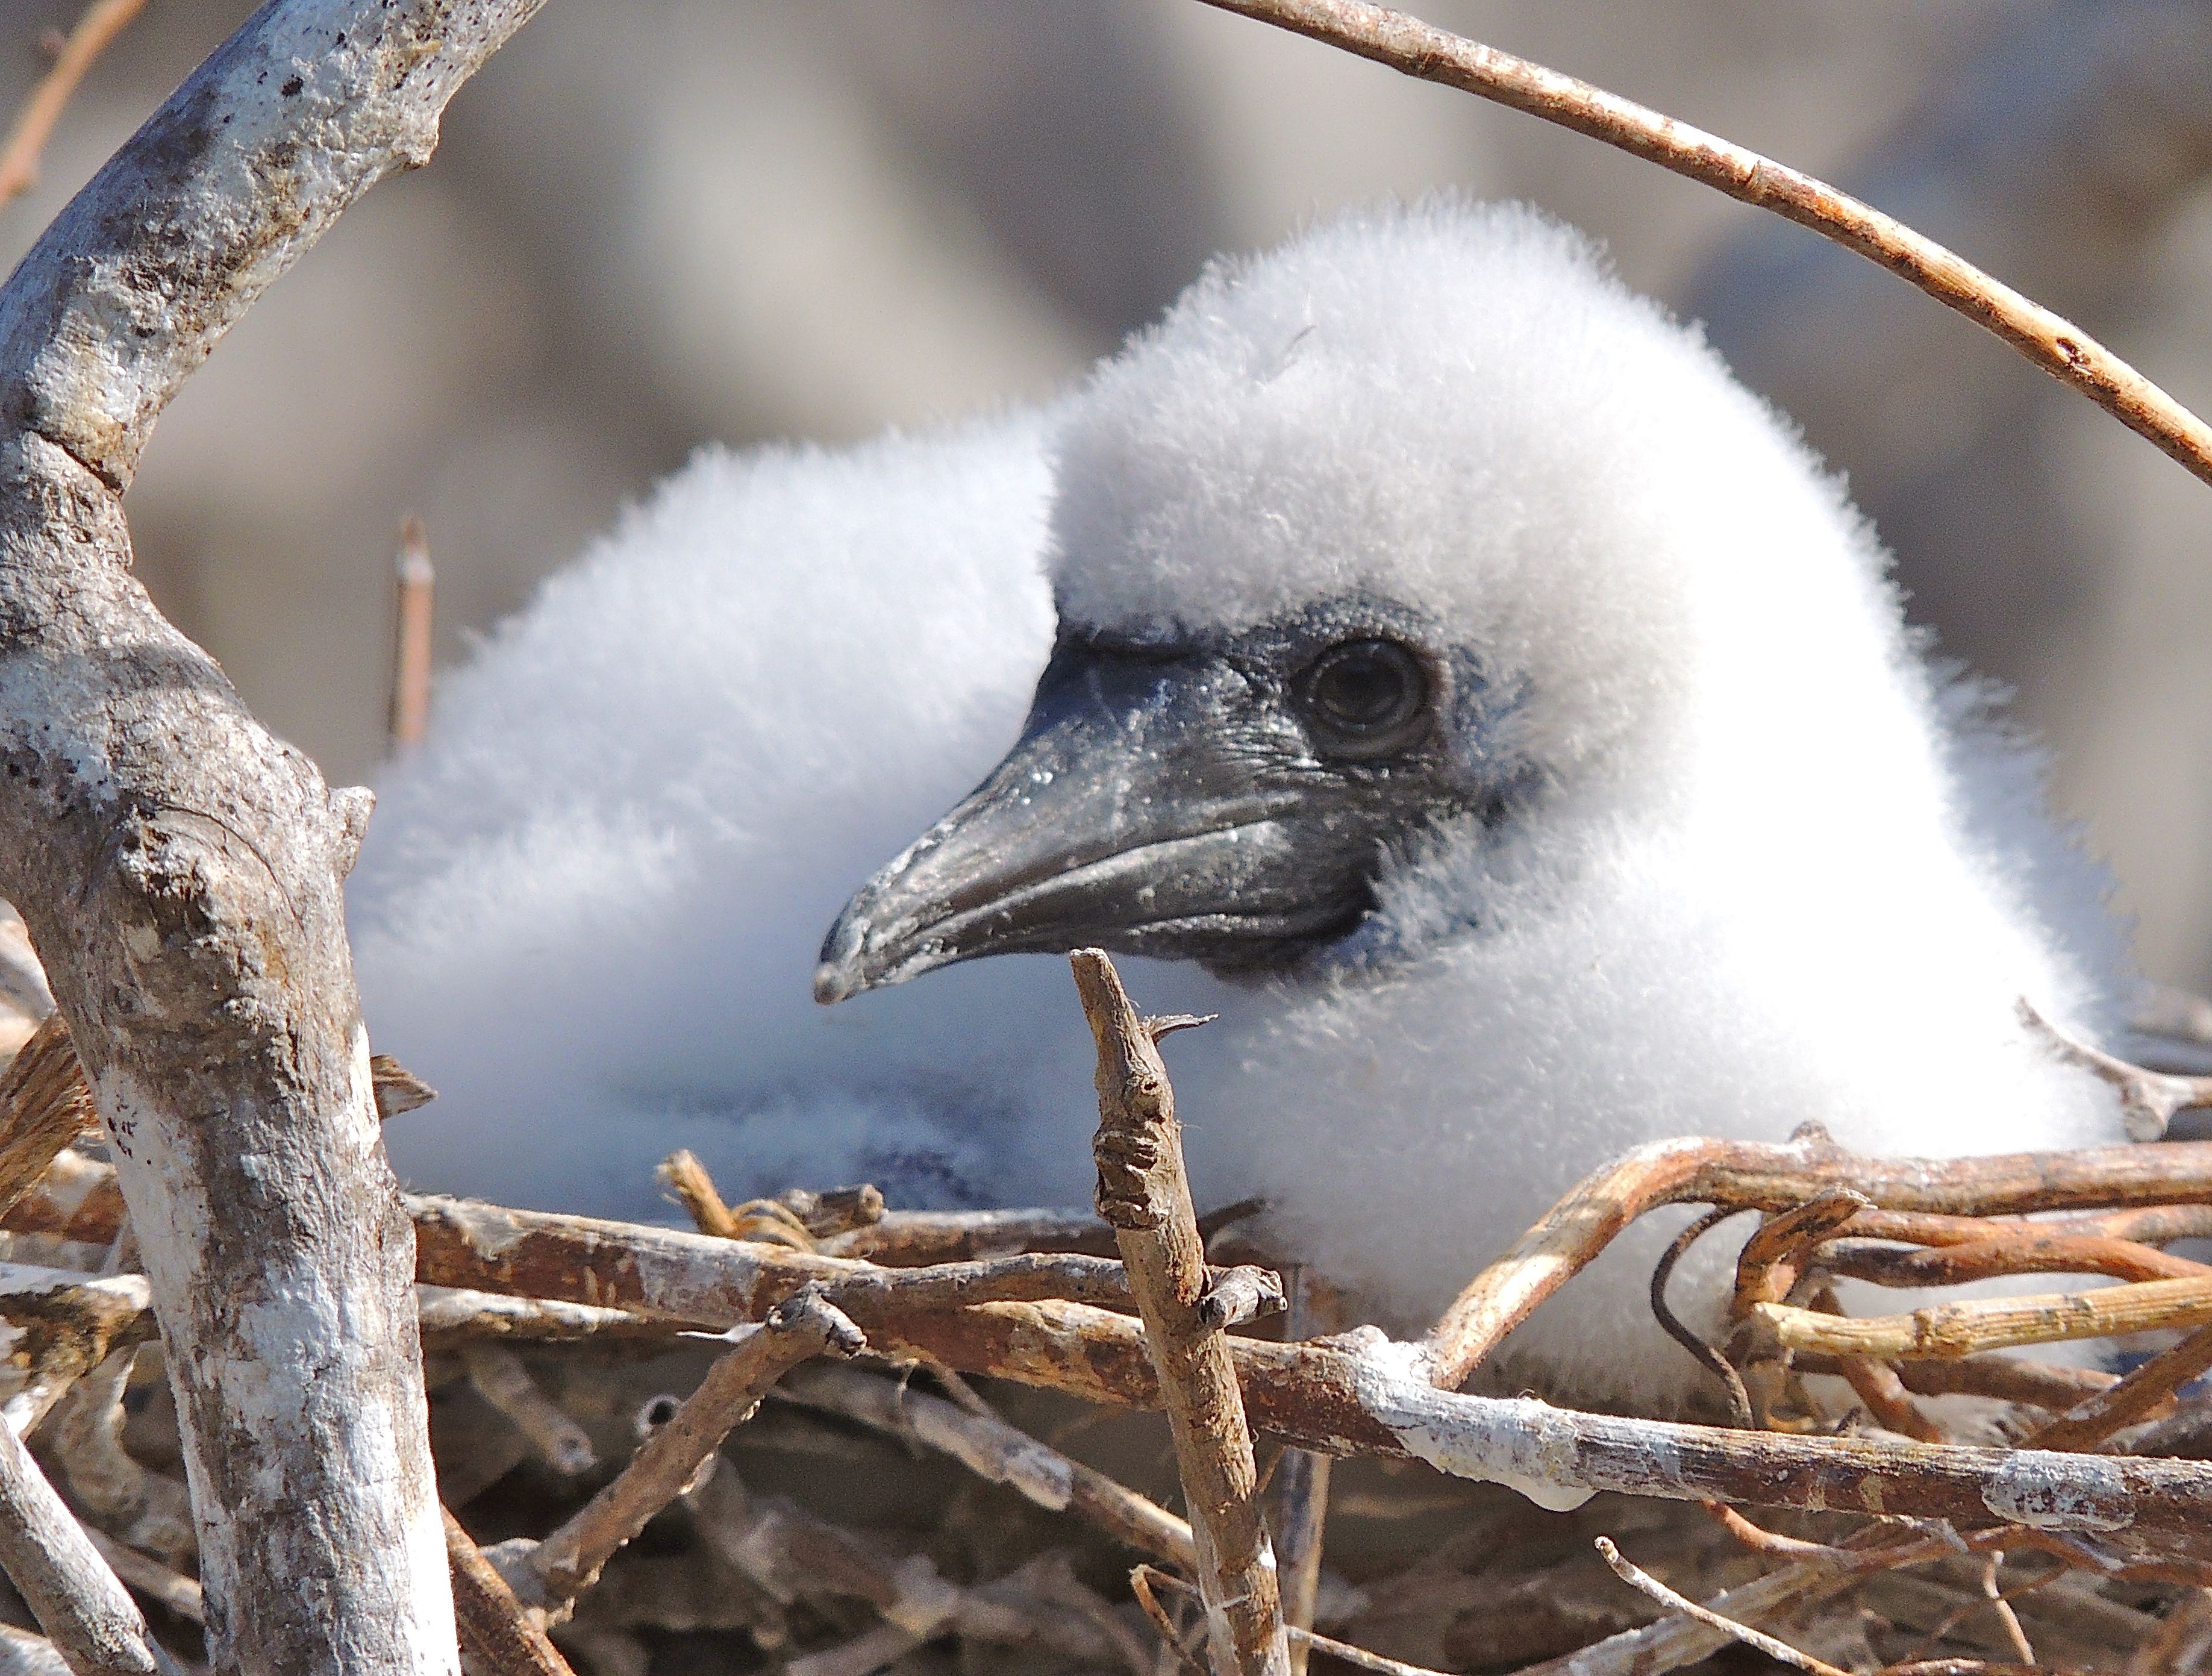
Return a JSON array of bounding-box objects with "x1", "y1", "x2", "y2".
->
[{"x1": 4, "y1": 0, "x2": 2211, "y2": 985}]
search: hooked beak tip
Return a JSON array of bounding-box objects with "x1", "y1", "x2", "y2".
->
[{"x1": 813, "y1": 914, "x2": 870, "y2": 1005}]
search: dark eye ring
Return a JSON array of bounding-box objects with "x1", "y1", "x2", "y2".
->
[{"x1": 1295, "y1": 637, "x2": 1432, "y2": 758}]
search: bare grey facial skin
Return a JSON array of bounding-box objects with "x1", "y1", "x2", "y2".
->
[{"x1": 816, "y1": 597, "x2": 1530, "y2": 1004}]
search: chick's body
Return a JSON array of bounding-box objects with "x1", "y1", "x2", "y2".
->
[{"x1": 354, "y1": 200, "x2": 2126, "y2": 1410}]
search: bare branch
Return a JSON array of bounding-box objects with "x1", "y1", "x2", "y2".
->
[
  {"x1": 1074, "y1": 948, "x2": 1289, "y2": 1676},
  {"x1": 0, "y1": 1404, "x2": 175, "y2": 1675},
  {"x1": 0, "y1": 0, "x2": 148, "y2": 210},
  {"x1": 442, "y1": 1507, "x2": 573, "y2": 1676},
  {"x1": 461, "y1": 1346, "x2": 596, "y2": 1478},
  {"x1": 528, "y1": 1286, "x2": 863, "y2": 1606},
  {"x1": 780, "y1": 1360, "x2": 1196, "y2": 1566},
  {"x1": 1193, "y1": 0, "x2": 2212, "y2": 490},
  {"x1": 0, "y1": 1016, "x2": 96, "y2": 1225},
  {"x1": 1419, "y1": 1130, "x2": 2212, "y2": 1390},
  {"x1": 389, "y1": 517, "x2": 435, "y2": 753},
  {"x1": 0, "y1": 2, "x2": 544, "y2": 1667},
  {"x1": 2029, "y1": 1323, "x2": 2212, "y2": 1452},
  {"x1": 1594, "y1": 1536, "x2": 1849, "y2": 1676},
  {"x1": 1754, "y1": 1275, "x2": 2212, "y2": 1359},
  {"x1": 2022, "y1": 999, "x2": 2212, "y2": 1141}
]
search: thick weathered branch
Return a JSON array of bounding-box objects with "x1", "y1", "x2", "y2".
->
[
  {"x1": 1194, "y1": 0, "x2": 2212, "y2": 490},
  {"x1": 1075, "y1": 949, "x2": 1287, "y2": 1676},
  {"x1": 0, "y1": 2, "x2": 542, "y2": 1669}
]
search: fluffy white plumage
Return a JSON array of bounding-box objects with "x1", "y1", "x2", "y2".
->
[
  {"x1": 352, "y1": 199, "x2": 2127, "y2": 1408},
  {"x1": 349, "y1": 414, "x2": 1170, "y2": 1221}
]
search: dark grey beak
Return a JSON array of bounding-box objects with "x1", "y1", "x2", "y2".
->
[{"x1": 815, "y1": 634, "x2": 1458, "y2": 1002}]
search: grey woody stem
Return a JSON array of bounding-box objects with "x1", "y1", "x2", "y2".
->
[
  {"x1": 1073, "y1": 949, "x2": 1289, "y2": 1676},
  {"x1": 0, "y1": 2, "x2": 542, "y2": 1669}
]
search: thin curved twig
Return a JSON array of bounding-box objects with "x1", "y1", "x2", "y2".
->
[
  {"x1": 0, "y1": 0, "x2": 149, "y2": 210},
  {"x1": 1195, "y1": 0, "x2": 2212, "y2": 491},
  {"x1": 1648, "y1": 1206, "x2": 1755, "y2": 1427}
]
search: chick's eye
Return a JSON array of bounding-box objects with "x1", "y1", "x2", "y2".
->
[{"x1": 1296, "y1": 638, "x2": 1430, "y2": 757}]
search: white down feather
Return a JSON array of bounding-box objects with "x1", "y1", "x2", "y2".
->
[{"x1": 352, "y1": 198, "x2": 2128, "y2": 1409}]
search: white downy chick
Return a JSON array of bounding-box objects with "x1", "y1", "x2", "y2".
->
[
  {"x1": 348, "y1": 413, "x2": 1199, "y2": 1222},
  {"x1": 816, "y1": 199, "x2": 2131, "y2": 1407}
]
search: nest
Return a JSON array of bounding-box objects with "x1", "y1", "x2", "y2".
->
[{"x1": 5, "y1": 942, "x2": 2212, "y2": 1676}]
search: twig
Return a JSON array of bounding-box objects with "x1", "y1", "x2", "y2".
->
[
  {"x1": 1592, "y1": 1535, "x2": 1849, "y2": 1676},
  {"x1": 0, "y1": 1625, "x2": 69, "y2": 1674},
  {"x1": 1731, "y1": 1190, "x2": 1870, "y2": 1316},
  {"x1": 1823, "y1": 1231, "x2": 2207, "y2": 1289},
  {"x1": 1140, "y1": 1567, "x2": 1452, "y2": 1676},
  {"x1": 681, "y1": 1463, "x2": 1134, "y2": 1672},
  {"x1": 417, "y1": 1286, "x2": 667, "y2": 1345},
  {"x1": 2125, "y1": 1586, "x2": 2212, "y2": 1676},
  {"x1": 2029, "y1": 1322, "x2": 2212, "y2": 1452},
  {"x1": 463, "y1": 1345, "x2": 597, "y2": 1477},
  {"x1": 443, "y1": 1506, "x2": 574, "y2": 1676},
  {"x1": 0, "y1": 1265, "x2": 156, "y2": 1436},
  {"x1": 1752, "y1": 1275, "x2": 2212, "y2": 1359},
  {"x1": 822, "y1": 1205, "x2": 1116, "y2": 1263},
  {"x1": 658, "y1": 1149, "x2": 739, "y2": 1239},
  {"x1": 53, "y1": 1348, "x2": 193, "y2": 1568},
  {"x1": 2022, "y1": 999, "x2": 2212, "y2": 1141},
  {"x1": 81, "y1": 1531, "x2": 198, "y2": 1626},
  {"x1": 1833, "y1": 1352, "x2": 1946, "y2": 1445},
  {"x1": 411, "y1": 1192, "x2": 2212, "y2": 1554},
  {"x1": 367, "y1": 1052, "x2": 436, "y2": 1121},
  {"x1": 0, "y1": 0, "x2": 148, "y2": 208},
  {"x1": 779, "y1": 1360, "x2": 1196, "y2": 1566},
  {"x1": 1699, "y1": 1501, "x2": 1852, "y2": 1563},
  {"x1": 1192, "y1": 0, "x2": 2212, "y2": 490},
  {"x1": 1273, "y1": 1268, "x2": 1333, "y2": 1676},
  {"x1": 1419, "y1": 1131, "x2": 2212, "y2": 1390},
  {"x1": 1793, "y1": 1352, "x2": 2121, "y2": 1414},
  {"x1": 389, "y1": 515, "x2": 434, "y2": 751},
  {"x1": 1074, "y1": 948, "x2": 1289, "y2": 1676},
  {"x1": 0, "y1": 1014, "x2": 96, "y2": 1225},
  {"x1": 1976, "y1": 1551, "x2": 2037, "y2": 1666},
  {"x1": 1131, "y1": 1565, "x2": 1206, "y2": 1675},
  {"x1": 0, "y1": 1406, "x2": 176, "y2": 1675},
  {"x1": 1649, "y1": 1205, "x2": 1755, "y2": 1425},
  {"x1": 530, "y1": 1286, "x2": 862, "y2": 1604}
]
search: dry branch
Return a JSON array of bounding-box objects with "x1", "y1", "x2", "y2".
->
[
  {"x1": 779, "y1": 1360, "x2": 1196, "y2": 1567},
  {"x1": 528, "y1": 1286, "x2": 862, "y2": 1606},
  {"x1": 1754, "y1": 1275, "x2": 2212, "y2": 1359},
  {"x1": 0, "y1": 0, "x2": 147, "y2": 209},
  {"x1": 2030, "y1": 1325, "x2": 2212, "y2": 1453},
  {"x1": 1419, "y1": 1131, "x2": 2212, "y2": 1390},
  {"x1": 462, "y1": 1346, "x2": 596, "y2": 1477},
  {"x1": 0, "y1": 1, "x2": 545, "y2": 1668},
  {"x1": 1195, "y1": 0, "x2": 2212, "y2": 490},
  {"x1": 390, "y1": 517, "x2": 436, "y2": 753},
  {"x1": 1075, "y1": 948, "x2": 1288, "y2": 1676},
  {"x1": 1593, "y1": 1535, "x2": 1848, "y2": 1676},
  {"x1": 0, "y1": 1017, "x2": 96, "y2": 1228},
  {"x1": 0, "y1": 1406, "x2": 175, "y2": 1675},
  {"x1": 681, "y1": 1462, "x2": 1136, "y2": 1674},
  {"x1": 442, "y1": 1507, "x2": 573, "y2": 1676}
]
